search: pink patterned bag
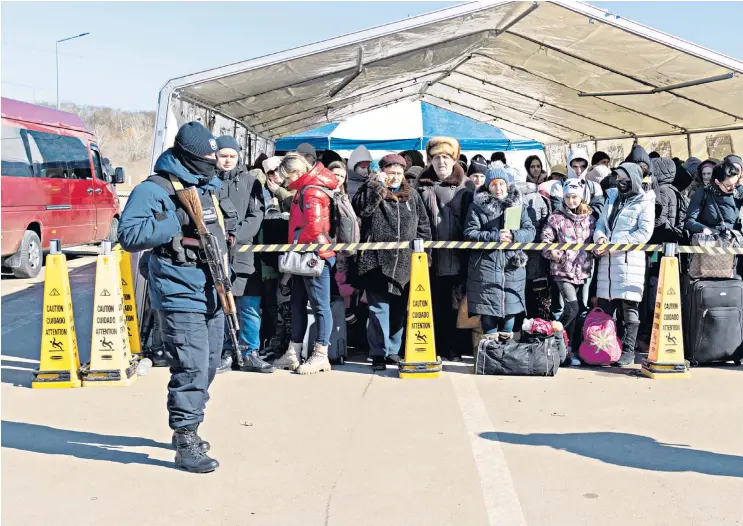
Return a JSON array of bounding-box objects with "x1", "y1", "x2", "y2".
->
[{"x1": 578, "y1": 308, "x2": 622, "y2": 365}]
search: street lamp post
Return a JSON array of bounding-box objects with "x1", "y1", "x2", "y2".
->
[{"x1": 56, "y1": 32, "x2": 89, "y2": 110}]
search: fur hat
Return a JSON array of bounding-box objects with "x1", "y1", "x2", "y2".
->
[{"x1": 425, "y1": 136, "x2": 460, "y2": 161}]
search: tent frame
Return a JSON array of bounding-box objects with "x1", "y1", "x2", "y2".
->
[{"x1": 151, "y1": 0, "x2": 743, "y2": 169}]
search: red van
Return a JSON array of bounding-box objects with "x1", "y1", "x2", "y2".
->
[{"x1": 1, "y1": 98, "x2": 124, "y2": 278}]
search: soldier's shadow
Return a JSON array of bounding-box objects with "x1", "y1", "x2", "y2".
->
[{"x1": 1, "y1": 420, "x2": 173, "y2": 469}]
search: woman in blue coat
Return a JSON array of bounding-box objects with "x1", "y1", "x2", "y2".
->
[{"x1": 464, "y1": 162, "x2": 536, "y2": 335}]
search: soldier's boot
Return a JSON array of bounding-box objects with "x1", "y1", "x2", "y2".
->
[
  {"x1": 173, "y1": 427, "x2": 219, "y2": 473},
  {"x1": 171, "y1": 425, "x2": 210, "y2": 453},
  {"x1": 297, "y1": 343, "x2": 332, "y2": 375},
  {"x1": 242, "y1": 351, "x2": 275, "y2": 373},
  {"x1": 273, "y1": 342, "x2": 302, "y2": 371}
]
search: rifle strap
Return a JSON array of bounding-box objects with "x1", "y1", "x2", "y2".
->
[{"x1": 167, "y1": 174, "x2": 227, "y2": 234}]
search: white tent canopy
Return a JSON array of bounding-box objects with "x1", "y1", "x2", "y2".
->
[{"x1": 152, "y1": 0, "x2": 743, "y2": 168}]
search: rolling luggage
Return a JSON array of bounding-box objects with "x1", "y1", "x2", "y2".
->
[
  {"x1": 682, "y1": 276, "x2": 743, "y2": 365},
  {"x1": 303, "y1": 296, "x2": 348, "y2": 365}
]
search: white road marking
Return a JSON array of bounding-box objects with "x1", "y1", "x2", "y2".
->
[
  {"x1": 450, "y1": 373, "x2": 527, "y2": 526},
  {"x1": 1, "y1": 356, "x2": 40, "y2": 364}
]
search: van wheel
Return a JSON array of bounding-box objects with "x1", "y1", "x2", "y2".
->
[
  {"x1": 105, "y1": 217, "x2": 119, "y2": 243},
  {"x1": 13, "y1": 230, "x2": 42, "y2": 279}
]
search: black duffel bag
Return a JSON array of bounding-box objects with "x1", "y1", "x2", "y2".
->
[{"x1": 474, "y1": 333, "x2": 562, "y2": 376}]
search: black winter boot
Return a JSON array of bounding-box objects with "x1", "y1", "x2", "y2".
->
[
  {"x1": 171, "y1": 426, "x2": 210, "y2": 453},
  {"x1": 173, "y1": 428, "x2": 219, "y2": 473},
  {"x1": 241, "y1": 352, "x2": 276, "y2": 373}
]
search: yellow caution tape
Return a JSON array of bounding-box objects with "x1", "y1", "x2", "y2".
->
[{"x1": 237, "y1": 241, "x2": 664, "y2": 253}]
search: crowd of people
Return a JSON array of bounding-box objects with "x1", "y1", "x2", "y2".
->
[{"x1": 117, "y1": 120, "x2": 741, "y2": 473}]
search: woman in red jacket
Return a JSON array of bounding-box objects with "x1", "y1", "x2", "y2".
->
[{"x1": 272, "y1": 153, "x2": 338, "y2": 374}]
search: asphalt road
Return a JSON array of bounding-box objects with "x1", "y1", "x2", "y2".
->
[{"x1": 2, "y1": 257, "x2": 743, "y2": 526}]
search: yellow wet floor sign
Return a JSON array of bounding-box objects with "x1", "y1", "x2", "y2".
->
[
  {"x1": 82, "y1": 249, "x2": 137, "y2": 387},
  {"x1": 117, "y1": 250, "x2": 141, "y2": 354},
  {"x1": 642, "y1": 255, "x2": 690, "y2": 379},
  {"x1": 399, "y1": 248, "x2": 441, "y2": 379},
  {"x1": 33, "y1": 248, "x2": 82, "y2": 389}
]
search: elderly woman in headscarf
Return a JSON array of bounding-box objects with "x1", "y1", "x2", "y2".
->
[{"x1": 352, "y1": 154, "x2": 431, "y2": 370}]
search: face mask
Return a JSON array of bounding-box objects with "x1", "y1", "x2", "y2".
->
[
  {"x1": 174, "y1": 144, "x2": 217, "y2": 182},
  {"x1": 355, "y1": 166, "x2": 369, "y2": 177},
  {"x1": 617, "y1": 180, "x2": 632, "y2": 194}
]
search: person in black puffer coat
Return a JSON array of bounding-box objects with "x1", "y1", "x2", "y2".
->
[
  {"x1": 650, "y1": 157, "x2": 686, "y2": 245},
  {"x1": 215, "y1": 136, "x2": 272, "y2": 374},
  {"x1": 415, "y1": 137, "x2": 475, "y2": 361},
  {"x1": 464, "y1": 163, "x2": 536, "y2": 334},
  {"x1": 353, "y1": 154, "x2": 431, "y2": 370}
]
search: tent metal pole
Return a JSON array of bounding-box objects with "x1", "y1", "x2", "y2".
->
[
  {"x1": 329, "y1": 47, "x2": 364, "y2": 99},
  {"x1": 578, "y1": 73, "x2": 735, "y2": 98},
  {"x1": 686, "y1": 134, "x2": 692, "y2": 158}
]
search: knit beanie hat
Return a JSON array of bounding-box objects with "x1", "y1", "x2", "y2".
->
[
  {"x1": 296, "y1": 143, "x2": 317, "y2": 162},
  {"x1": 485, "y1": 161, "x2": 512, "y2": 189},
  {"x1": 174, "y1": 122, "x2": 218, "y2": 158},
  {"x1": 468, "y1": 158, "x2": 488, "y2": 177},
  {"x1": 585, "y1": 164, "x2": 611, "y2": 184},
  {"x1": 724, "y1": 154, "x2": 742, "y2": 170},
  {"x1": 262, "y1": 156, "x2": 282, "y2": 174},
  {"x1": 563, "y1": 179, "x2": 583, "y2": 198},
  {"x1": 425, "y1": 136, "x2": 460, "y2": 161},
  {"x1": 216, "y1": 135, "x2": 241, "y2": 153}
]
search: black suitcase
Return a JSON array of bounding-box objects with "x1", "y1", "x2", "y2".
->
[{"x1": 682, "y1": 276, "x2": 743, "y2": 365}]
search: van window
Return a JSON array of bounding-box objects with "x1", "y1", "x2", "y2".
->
[
  {"x1": 25, "y1": 129, "x2": 92, "y2": 180},
  {"x1": 90, "y1": 147, "x2": 104, "y2": 181},
  {"x1": 1, "y1": 125, "x2": 33, "y2": 177}
]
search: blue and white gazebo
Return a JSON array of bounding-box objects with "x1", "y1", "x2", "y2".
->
[{"x1": 275, "y1": 100, "x2": 543, "y2": 153}]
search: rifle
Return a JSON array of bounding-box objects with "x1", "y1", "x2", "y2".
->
[{"x1": 175, "y1": 187, "x2": 244, "y2": 368}]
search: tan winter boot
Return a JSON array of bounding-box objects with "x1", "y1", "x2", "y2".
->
[
  {"x1": 297, "y1": 343, "x2": 332, "y2": 375},
  {"x1": 273, "y1": 342, "x2": 301, "y2": 371}
]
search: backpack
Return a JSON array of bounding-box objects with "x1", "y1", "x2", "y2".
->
[
  {"x1": 299, "y1": 185, "x2": 360, "y2": 245},
  {"x1": 578, "y1": 308, "x2": 622, "y2": 365}
]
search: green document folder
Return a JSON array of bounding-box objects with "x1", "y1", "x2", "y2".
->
[{"x1": 504, "y1": 205, "x2": 522, "y2": 231}]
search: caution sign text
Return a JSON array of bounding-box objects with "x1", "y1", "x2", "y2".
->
[
  {"x1": 643, "y1": 256, "x2": 690, "y2": 379},
  {"x1": 117, "y1": 250, "x2": 141, "y2": 354},
  {"x1": 400, "y1": 251, "x2": 441, "y2": 379},
  {"x1": 83, "y1": 253, "x2": 137, "y2": 387},
  {"x1": 33, "y1": 252, "x2": 82, "y2": 389}
]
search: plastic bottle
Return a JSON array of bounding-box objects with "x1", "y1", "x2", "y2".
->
[{"x1": 137, "y1": 357, "x2": 153, "y2": 376}]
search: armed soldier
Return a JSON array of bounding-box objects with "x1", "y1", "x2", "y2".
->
[{"x1": 118, "y1": 122, "x2": 238, "y2": 473}]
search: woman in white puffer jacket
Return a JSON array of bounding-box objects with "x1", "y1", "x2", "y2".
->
[{"x1": 593, "y1": 162, "x2": 655, "y2": 367}]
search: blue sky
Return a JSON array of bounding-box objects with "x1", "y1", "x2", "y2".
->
[{"x1": 2, "y1": 2, "x2": 741, "y2": 111}]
